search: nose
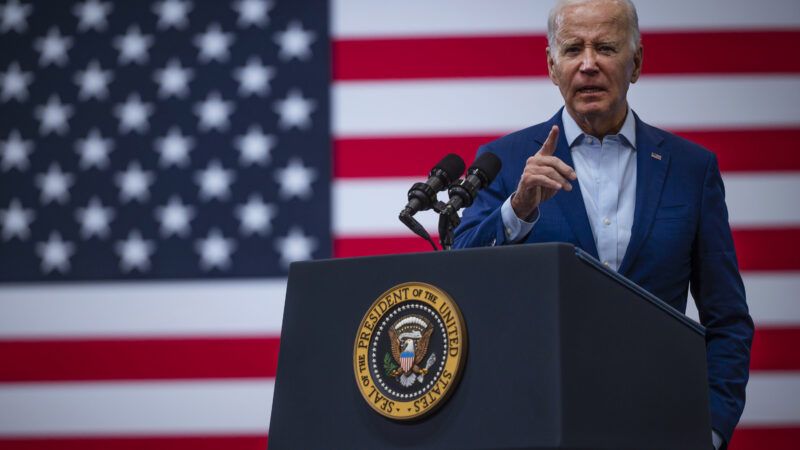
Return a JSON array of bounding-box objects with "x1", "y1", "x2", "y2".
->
[{"x1": 579, "y1": 48, "x2": 599, "y2": 73}]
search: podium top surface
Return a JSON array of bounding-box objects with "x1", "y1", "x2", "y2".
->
[{"x1": 294, "y1": 242, "x2": 704, "y2": 336}]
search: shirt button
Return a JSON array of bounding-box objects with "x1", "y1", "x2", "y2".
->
[
  {"x1": 603, "y1": 261, "x2": 610, "y2": 267},
  {"x1": 603, "y1": 218, "x2": 611, "y2": 226}
]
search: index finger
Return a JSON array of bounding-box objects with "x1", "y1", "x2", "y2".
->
[{"x1": 538, "y1": 125, "x2": 559, "y2": 156}]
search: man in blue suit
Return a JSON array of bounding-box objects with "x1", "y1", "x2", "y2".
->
[{"x1": 453, "y1": 0, "x2": 753, "y2": 448}]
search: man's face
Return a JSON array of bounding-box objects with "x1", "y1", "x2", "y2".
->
[{"x1": 547, "y1": 0, "x2": 643, "y2": 124}]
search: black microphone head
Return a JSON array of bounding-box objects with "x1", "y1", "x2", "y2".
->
[
  {"x1": 469, "y1": 152, "x2": 502, "y2": 186},
  {"x1": 431, "y1": 153, "x2": 466, "y2": 184}
]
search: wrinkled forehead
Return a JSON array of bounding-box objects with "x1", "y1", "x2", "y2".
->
[{"x1": 554, "y1": 2, "x2": 631, "y2": 44}]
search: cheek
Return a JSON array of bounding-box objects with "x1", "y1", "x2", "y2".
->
[
  {"x1": 549, "y1": 61, "x2": 569, "y2": 83},
  {"x1": 548, "y1": 64, "x2": 560, "y2": 85},
  {"x1": 552, "y1": 68, "x2": 572, "y2": 89},
  {"x1": 548, "y1": 69, "x2": 560, "y2": 86}
]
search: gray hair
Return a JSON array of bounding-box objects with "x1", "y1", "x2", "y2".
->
[{"x1": 547, "y1": 0, "x2": 641, "y2": 54}]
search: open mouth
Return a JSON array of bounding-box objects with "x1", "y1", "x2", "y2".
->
[{"x1": 576, "y1": 86, "x2": 605, "y2": 94}]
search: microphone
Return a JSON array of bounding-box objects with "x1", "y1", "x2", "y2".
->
[
  {"x1": 400, "y1": 153, "x2": 465, "y2": 217},
  {"x1": 442, "y1": 152, "x2": 502, "y2": 216}
]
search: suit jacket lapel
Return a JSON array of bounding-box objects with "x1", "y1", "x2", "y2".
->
[
  {"x1": 618, "y1": 117, "x2": 669, "y2": 275},
  {"x1": 535, "y1": 112, "x2": 599, "y2": 258}
]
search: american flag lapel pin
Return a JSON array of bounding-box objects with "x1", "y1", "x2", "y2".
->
[{"x1": 651, "y1": 152, "x2": 662, "y2": 161}]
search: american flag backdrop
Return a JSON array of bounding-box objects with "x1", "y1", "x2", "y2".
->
[{"x1": 0, "y1": 0, "x2": 798, "y2": 449}]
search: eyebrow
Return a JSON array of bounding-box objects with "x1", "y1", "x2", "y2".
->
[{"x1": 558, "y1": 38, "x2": 621, "y2": 48}]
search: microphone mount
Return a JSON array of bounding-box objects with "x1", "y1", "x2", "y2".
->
[{"x1": 437, "y1": 203, "x2": 461, "y2": 250}]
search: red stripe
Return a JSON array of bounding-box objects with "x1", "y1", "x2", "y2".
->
[
  {"x1": 334, "y1": 128, "x2": 800, "y2": 178},
  {"x1": 730, "y1": 426, "x2": 800, "y2": 450},
  {"x1": 336, "y1": 228, "x2": 800, "y2": 271},
  {"x1": 0, "y1": 428, "x2": 795, "y2": 450},
  {"x1": 644, "y1": 31, "x2": 800, "y2": 76},
  {"x1": 0, "y1": 435, "x2": 268, "y2": 450},
  {"x1": 733, "y1": 228, "x2": 800, "y2": 271},
  {"x1": 1, "y1": 428, "x2": 794, "y2": 450},
  {"x1": 0, "y1": 337, "x2": 279, "y2": 382},
  {"x1": 334, "y1": 35, "x2": 548, "y2": 80},
  {"x1": 334, "y1": 235, "x2": 437, "y2": 258},
  {"x1": 751, "y1": 328, "x2": 800, "y2": 371},
  {"x1": 674, "y1": 128, "x2": 800, "y2": 172},
  {"x1": 334, "y1": 136, "x2": 484, "y2": 178},
  {"x1": 334, "y1": 31, "x2": 800, "y2": 80}
]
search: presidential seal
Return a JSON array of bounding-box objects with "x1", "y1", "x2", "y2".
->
[{"x1": 353, "y1": 282, "x2": 467, "y2": 420}]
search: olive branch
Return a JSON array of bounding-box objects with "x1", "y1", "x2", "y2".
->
[{"x1": 383, "y1": 352, "x2": 398, "y2": 376}]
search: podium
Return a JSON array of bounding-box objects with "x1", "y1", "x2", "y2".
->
[{"x1": 268, "y1": 243, "x2": 711, "y2": 450}]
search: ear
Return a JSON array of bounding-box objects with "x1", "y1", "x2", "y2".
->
[
  {"x1": 546, "y1": 47, "x2": 559, "y2": 86},
  {"x1": 630, "y1": 45, "x2": 643, "y2": 83}
]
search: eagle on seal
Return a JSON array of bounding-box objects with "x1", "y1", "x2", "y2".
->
[{"x1": 387, "y1": 315, "x2": 434, "y2": 384}]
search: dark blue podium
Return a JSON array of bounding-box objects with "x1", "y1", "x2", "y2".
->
[{"x1": 269, "y1": 243, "x2": 711, "y2": 450}]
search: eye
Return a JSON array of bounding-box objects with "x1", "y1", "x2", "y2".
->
[
  {"x1": 563, "y1": 45, "x2": 581, "y2": 55},
  {"x1": 598, "y1": 44, "x2": 617, "y2": 54}
]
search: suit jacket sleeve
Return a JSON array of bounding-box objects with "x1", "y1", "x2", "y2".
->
[
  {"x1": 452, "y1": 143, "x2": 517, "y2": 248},
  {"x1": 690, "y1": 153, "x2": 754, "y2": 444}
]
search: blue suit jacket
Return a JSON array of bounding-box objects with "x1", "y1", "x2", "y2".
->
[{"x1": 453, "y1": 110, "x2": 754, "y2": 444}]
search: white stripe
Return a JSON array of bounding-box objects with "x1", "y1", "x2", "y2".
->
[
  {"x1": 740, "y1": 372, "x2": 800, "y2": 425},
  {"x1": 0, "y1": 279, "x2": 286, "y2": 338},
  {"x1": 632, "y1": 0, "x2": 800, "y2": 31},
  {"x1": 630, "y1": 76, "x2": 800, "y2": 130},
  {"x1": 333, "y1": 76, "x2": 800, "y2": 137},
  {"x1": 333, "y1": 0, "x2": 800, "y2": 38},
  {"x1": 742, "y1": 274, "x2": 800, "y2": 325},
  {"x1": 333, "y1": 0, "x2": 553, "y2": 38},
  {"x1": 1, "y1": 273, "x2": 796, "y2": 337},
  {"x1": 334, "y1": 178, "x2": 446, "y2": 236},
  {"x1": 686, "y1": 273, "x2": 800, "y2": 326},
  {"x1": 0, "y1": 373, "x2": 794, "y2": 436},
  {"x1": 0, "y1": 379, "x2": 274, "y2": 436},
  {"x1": 724, "y1": 174, "x2": 800, "y2": 228},
  {"x1": 334, "y1": 78, "x2": 563, "y2": 137},
  {"x1": 333, "y1": 174, "x2": 800, "y2": 236},
  {"x1": 2, "y1": 274, "x2": 795, "y2": 334}
]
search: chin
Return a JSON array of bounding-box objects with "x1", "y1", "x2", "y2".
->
[{"x1": 571, "y1": 103, "x2": 611, "y2": 118}]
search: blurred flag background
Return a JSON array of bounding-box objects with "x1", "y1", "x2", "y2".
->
[{"x1": 0, "y1": 0, "x2": 798, "y2": 449}]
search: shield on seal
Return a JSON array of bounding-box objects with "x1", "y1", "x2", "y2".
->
[{"x1": 400, "y1": 342, "x2": 414, "y2": 373}]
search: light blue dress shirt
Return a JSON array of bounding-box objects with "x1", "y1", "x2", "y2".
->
[{"x1": 501, "y1": 107, "x2": 637, "y2": 272}]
